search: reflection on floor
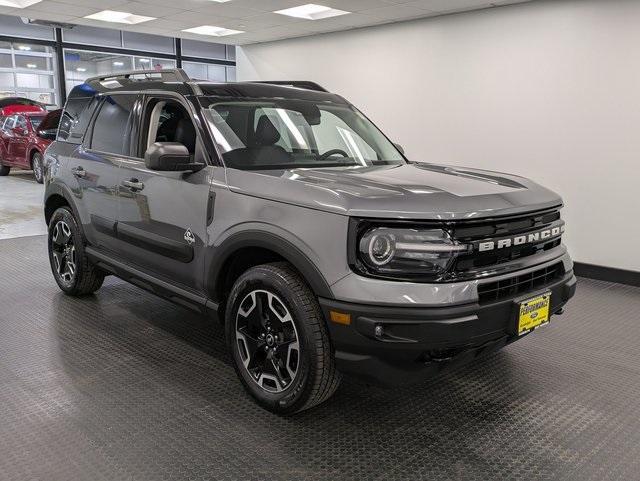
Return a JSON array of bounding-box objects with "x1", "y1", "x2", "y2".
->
[
  {"x1": 1, "y1": 234, "x2": 639, "y2": 480},
  {"x1": 0, "y1": 172, "x2": 46, "y2": 240}
]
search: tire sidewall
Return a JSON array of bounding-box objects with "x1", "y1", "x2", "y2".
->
[
  {"x1": 225, "y1": 267, "x2": 319, "y2": 413},
  {"x1": 48, "y1": 207, "x2": 85, "y2": 293},
  {"x1": 32, "y1": 153, "x2": 43, "y2": 183}
]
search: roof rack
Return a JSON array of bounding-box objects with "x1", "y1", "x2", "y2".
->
[
  {"x1": 255, "y1": 81, "x2": 328, "y2": 93},
  {"x1": 85, "y1": 68, "x2": 191, "y2": 85}
]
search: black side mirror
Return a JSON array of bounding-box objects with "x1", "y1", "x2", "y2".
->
[
  {"x1": 37, "y1": 129, "x2": 57, "y2": 140},
  {"x1": 394, "y1": 143, "x2": 405, "y2": 155},
  {"x1": 144, "y1": 142, "x2": 204, "y2": 172}
]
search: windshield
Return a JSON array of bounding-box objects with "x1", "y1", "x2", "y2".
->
[
  {"x1": 202, "y1": 99, "x2": 405, "y2": 170},
  {"x1": 29, "y1": 116, "x2": 45, "y2": 130}
]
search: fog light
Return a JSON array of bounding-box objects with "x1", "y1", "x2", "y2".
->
[{"x1": 374, "y1": 325, "x2": 384, "y2": 337}]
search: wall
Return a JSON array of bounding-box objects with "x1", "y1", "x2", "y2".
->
[{"x1": 237, "y1": 0, "x2": 639, "y2": 273}]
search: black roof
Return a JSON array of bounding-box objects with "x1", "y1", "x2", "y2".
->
[{"x1": 68, "y1": 68, "x2": 346, "y2": 104}]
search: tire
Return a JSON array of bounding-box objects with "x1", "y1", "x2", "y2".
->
[
  {"x1": 0, "y1": 164, "x2": 9, "y2": 176},
  {"x1": 32, "y1": 152, "x2": 44, "y2": 184},
  {"x1": 225, "y1": 262, "x2": 341, "y2": 414},
  {"x1": 48, "y1": 206, "x2": 105, "y2": 296}
]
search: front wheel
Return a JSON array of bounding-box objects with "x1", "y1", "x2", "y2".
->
[
  {"x1": 48, "y1": 207, "x2": 105, "y2": 296},
  {"x1": 225, "y1": 263, "x2": 341, "y2": 414},
  {"x1": 32, "y1": 152, "x2": 44, "y2": 184}
]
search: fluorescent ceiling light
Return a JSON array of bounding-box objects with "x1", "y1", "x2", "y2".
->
[
  {"x1": 113, "y1": 61, "x2": 124, "y2": 66},
  {"x1": 26, "y1": 63, "x2": 37, "y2": 68},
  {"x1": 76, "y1": 67, "x2": 86, "y2": 72},
  {"x1": 207, "y1": 0, "x2": 232, "y2": 2},
  {"x1": 138, "y1": 58, "x2": 150, "y2": 63},
  {"x1": 0, "y1": 0, "x2": 42, "y2": 8},
  {"x1": 18, "y1": 45, "x2": 31, "y2": 51},
  {"x1": 84, "y1": 10, "x2": 155, "y2": 25},
  {"x1": 182, "y1": 25, "x2": 244, "y2": 36},
  {"x1": 274, "y1": 4, "x2": 350, "y2": 20}
]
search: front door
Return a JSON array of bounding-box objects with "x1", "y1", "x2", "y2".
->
[
  {"x1": 115, "y1": 96, "x2": 213, "y2": 292},
  {"x1": 7, "y1": 115, "x2": 29, "y2": 165}
]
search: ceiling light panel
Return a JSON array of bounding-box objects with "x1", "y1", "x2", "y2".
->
[
  {"x1": 84, "y1": 10, "x2": 156, "y2": 25},
  {"x1": 0, "y1": 0, "x2": 42, "y2": 8},
  {"x1": 182, "y1": 25, "x2": 245, "y2": 36},
  {"x1": 274, "y1": 4, "x2": 351, "y2": 20}
]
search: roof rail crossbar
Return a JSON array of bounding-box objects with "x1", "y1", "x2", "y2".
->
[
  {"x1": 256, "y1": 81, "x2": 328, "y2": 93},
  {"x1": 86, "y1": 68, "x2": 191, "y2": 85}
]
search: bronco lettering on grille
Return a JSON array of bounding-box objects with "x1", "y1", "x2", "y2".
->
[{"x1": 476, "y1": 223, "x2": 565, "y2": 252}]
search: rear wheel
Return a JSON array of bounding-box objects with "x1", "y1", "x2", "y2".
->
[
  {"x1": 32, "y1": 152, "x2": 44, "y2": 184},
  {"x1": 48, "y1": 207, "x2": 104, "y2": 296},
  {"x1": 0, "y1": 164, "x2": 9, "y2": 176},
  {"x1": 225, "y1": 263, "x2": 341, "y2": 414}
]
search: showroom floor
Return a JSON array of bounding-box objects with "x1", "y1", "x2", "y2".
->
[{"x1": 1, "y1": 175, "x2": 640, "y2": 481}]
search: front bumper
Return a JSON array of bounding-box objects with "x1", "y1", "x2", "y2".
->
[{"x1": 319, "y1": 270, "x2": 576, "y2": 386}]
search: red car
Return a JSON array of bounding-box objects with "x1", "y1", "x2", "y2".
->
[{"x1": 0, "y1": 108, "x2": 61, "y2": 183}]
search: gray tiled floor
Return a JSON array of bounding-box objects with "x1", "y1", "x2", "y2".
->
[
  {"x1": 0, "y1": 173, "x2": 46, "y2": 240},
  {"x1": 0, "y1": 234, "x2": 639, "y2": 480}
]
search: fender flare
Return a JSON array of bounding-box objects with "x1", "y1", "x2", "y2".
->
[
  {"x1": 208, "y1": 229, "x2": 334, "y2": 301},
  {"x1": 44, "y1": 182, "x2": 80, "y2": 225}
]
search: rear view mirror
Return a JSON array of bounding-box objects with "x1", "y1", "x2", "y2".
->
[
  {"x1": 394, "y1": 143, "x2": 405, "y2": 155},
  {"x1": 144, "y1": 142, "x2": 204, "y2": 172}
]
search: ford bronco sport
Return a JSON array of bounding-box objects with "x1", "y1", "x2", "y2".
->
[{"x1": 43, "y1": 69, "x2": 576, "y2": 414}]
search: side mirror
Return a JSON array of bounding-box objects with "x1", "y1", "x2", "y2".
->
[
  {"x1": 394, "y1": 143, "x2": 405, "y2": 155},
  {"x1": 37, "y1": 129, "x2": 57, "y2": 141},
  {"x1": 144, "y1": 142, "x2": 204, "y2": 172}
]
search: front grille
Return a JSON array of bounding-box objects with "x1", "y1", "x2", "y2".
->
[
  {"x1": 451, "y1": 208, "x2": 563, "y2": 274},
  {"x1": 477, "y1": 262, "x2": 564, "y2": 304}
]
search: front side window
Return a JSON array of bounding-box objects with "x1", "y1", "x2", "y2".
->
[
  {"x1": 14, "y1": 115, "x2": 27, "y2": 131},
  {"x1": 202, "y1": 99, "x2": 405, "y2": 170},
  {"x1": 28, "y1": 115, "x2": 45, "y2": 130},
  {"x1": 90, "y1": 94, "x2": 137, "y2": 155}
]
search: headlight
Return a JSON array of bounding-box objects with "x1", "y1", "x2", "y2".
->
[{"x1": 355, "y1": 226, "x2": 470, "y2": 280}]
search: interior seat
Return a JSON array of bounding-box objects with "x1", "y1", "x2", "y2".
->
[{"x1": 174, "y1": 118, "x2": 196, "y2": 154}]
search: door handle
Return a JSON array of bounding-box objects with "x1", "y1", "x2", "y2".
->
[
  {"x1": 122, "y1": 179, "x2": 144, "y2": 191},
  {"x1": 71, "y1": 166, "x2": 86, "y2": 178}
]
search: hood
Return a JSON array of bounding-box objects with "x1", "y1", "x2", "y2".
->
[{"x1": 226, "y1": 162, "x2": 563, "y2": 220}]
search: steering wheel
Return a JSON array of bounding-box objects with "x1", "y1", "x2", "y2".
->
[{"x1": 319, "y1": 149, "x2": 350, "y2": 160}]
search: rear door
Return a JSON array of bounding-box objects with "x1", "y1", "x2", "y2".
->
[
  {"x1": 78, "y1": 93, "x2": 140, "y2": 251},
  {"x1": 7, "y1": 115, "x2": 30, "y2": 167},
  {"x1": 115, "y1": 94, "x2": 213, "y2": 292},
  {"x1": 0, "y1": 116, "x2": 14, "y2": 161}
]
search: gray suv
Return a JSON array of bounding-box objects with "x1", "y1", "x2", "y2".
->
[{"x1": 44, "y1": 69, "x2": 576, "y2": 414}]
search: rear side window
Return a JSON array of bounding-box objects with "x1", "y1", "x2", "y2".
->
[
  {"x1": 58, "y1": 96, "x2": 98, "y2": 144},
  {"x1": 90, "y1": 94, "x2": 137, "y2": 156}
]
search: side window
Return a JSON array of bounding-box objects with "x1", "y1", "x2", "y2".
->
[
  {"x1": 144, "y1": 99, "x2": 201, "y2": 161},
  {"x1": 90, "y1": 94, "x2": 137, "y2": 156},
  {"x1": 15, "y1": 116, "x2": 27, "y2": 131},
  {"x1": 5, "y1": 116, "x2": 16, "y2": 130},
  {"x1": 58, "y1": 96, "x2": 99, "y2": 144}
]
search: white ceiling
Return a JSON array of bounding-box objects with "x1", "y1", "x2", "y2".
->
[{"x1": 0, "y1": 0, "x2": 535, "y2": 46}]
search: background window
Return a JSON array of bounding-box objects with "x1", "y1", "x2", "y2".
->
[
  {"x1": 183, "y1": 61, "x2": 227, "y2": 82},
  {"x1": 90, "y1": 95, "x2": 137, "y2": 155},
  {"x1": 123, "y1": 32, "x2": 174, "y2": 54},
  {"x1": 0, "y1": 41, "x2": 57, "y2": 106},
  {"x1": 181, "y1": 39, "x2": 227, "y2": 60}
]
